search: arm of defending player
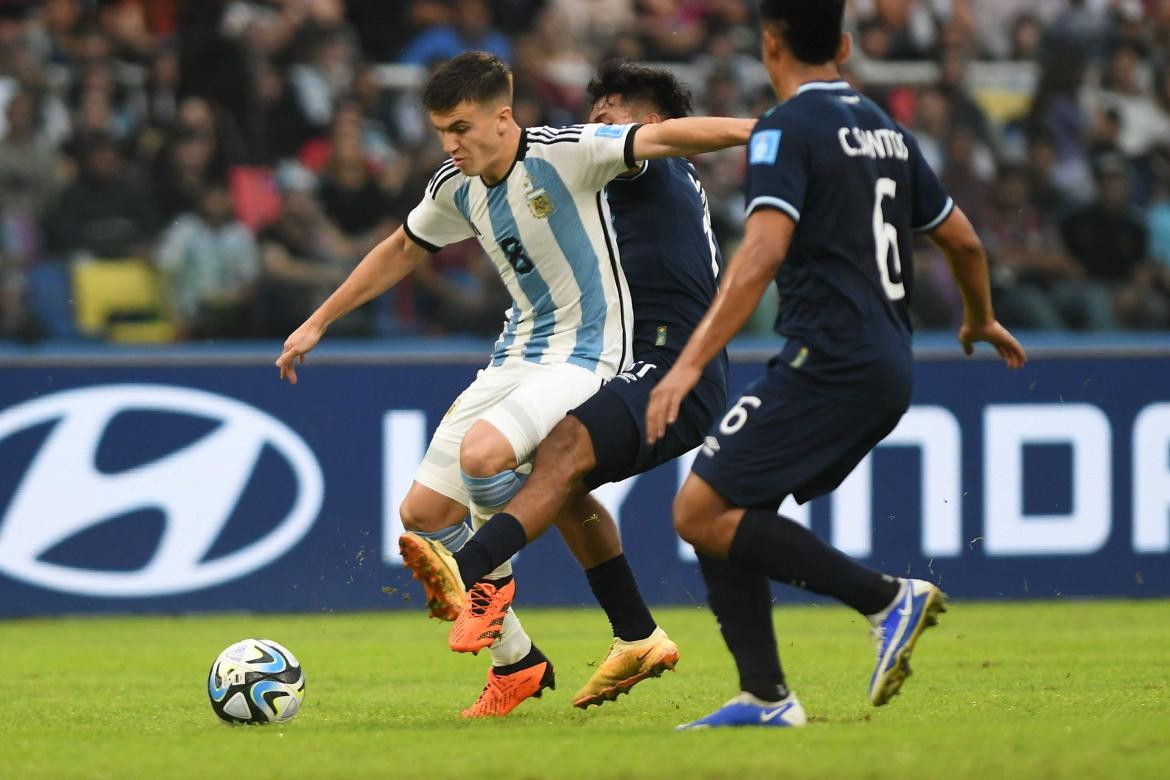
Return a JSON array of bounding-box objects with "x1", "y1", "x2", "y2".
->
[
  {"x1": 631, "y1": 117, "x2": 756, "y2": 162},
  {"x1": 928, "y1": 206, "x2": 1027, "y2": 369},
  {"x1": 275, "y1": 226, "x2": 428, "y2": 384},
  {"x1": 569, "y1": 119, "x2": 751, "y2": 191},
  {"x1": 645, "y1": 209, "x2": 794, "y2": 444}
]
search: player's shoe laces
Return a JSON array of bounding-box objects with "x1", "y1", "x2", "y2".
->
[
  {"x1": 462, "y1": 646, "x2": 555, "y2": 718},
  {"x1": 676, "y1": 692, "x2": 807, "y2": 730},
  {"x1": 448, "y1": 578, "x2": 516, "y2": 654},
  {"x1": 572, "y1": 626, "x2": 680, "y2": 709},
  {"x1": 398, "y1": 532, "x2": 465, "y2": 621},
  {"x1": 868, "y1": 578, "x2": 947, "y2": 706}
]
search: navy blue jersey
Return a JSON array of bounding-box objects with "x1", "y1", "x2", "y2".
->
[
  {"x1": 746, "y1": 80, "x2": 953, "y2": 409},
  {"x1": 606, "y1": 156, "x2": 728, "y2": 385}
]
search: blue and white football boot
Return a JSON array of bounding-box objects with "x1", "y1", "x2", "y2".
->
[
  {"x1": 676, "y1": 692, "x2": 807, "y2": 730},
  {"x1": 868, "y1": 578, "x2": 947, "y2": 706}
]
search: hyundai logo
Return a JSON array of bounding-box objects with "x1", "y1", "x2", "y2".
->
[{"x1": 0, "y1": 385, "x2": 324, "y2": 597}]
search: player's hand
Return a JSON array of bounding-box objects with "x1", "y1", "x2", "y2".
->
[
  {"x1": 276, "y1": 320, "x2": 326, "y2": 385},
  {"x1": 646, "y1": 363, "x2": 702, "y2": 444},
  {"x1": 958, "y1": 320, "x2": 1027, "y2": 369}
]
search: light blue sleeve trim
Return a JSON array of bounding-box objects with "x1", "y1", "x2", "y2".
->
[
  {"x1": 913, "y1": 197, "x2": 954, "y2": 233},
  {"x1": 746, "y1": 195, "x2": 800, "y2": 223}
]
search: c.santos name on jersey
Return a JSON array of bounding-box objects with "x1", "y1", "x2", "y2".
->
[{"x1": 837, "y1": 127, "x2": 909, "y2": 161}]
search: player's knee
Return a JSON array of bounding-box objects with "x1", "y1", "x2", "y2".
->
[
  {"x1": 460, "y1": 422, "x2": 517, "y2": 478},
  {"x1": 399, "y1": 487, "x2": 459, "y2": 533},
  {"x1": 399, "y1": 495, "x2": 429, "y2": 532}
]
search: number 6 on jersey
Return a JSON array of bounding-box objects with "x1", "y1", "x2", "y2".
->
[{"x1": 873, "y1": 178, "x2": 905, "y2": 301}]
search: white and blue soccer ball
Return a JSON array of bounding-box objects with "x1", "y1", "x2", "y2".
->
[{"x1": 208, "y1": 638, "x2": 305, "y2": 725}]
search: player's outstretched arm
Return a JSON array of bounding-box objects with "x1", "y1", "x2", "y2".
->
[
  {"x1": 928, "y1": 206, "x2": 1027, "y2": 369},
  {"x1": 276, "y1": 226, "x2": 428, "y2": 384},
  {"x1": 645, "y1": 209, "x2": 794, "y2": 443},
  {"x1": 631, "y1": 116, "x2": 756, "y2": 161}
]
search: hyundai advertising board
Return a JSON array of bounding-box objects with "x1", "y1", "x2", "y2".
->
[{"x1": 0, "y1": 347, "x2": 1167, "y2": 616}]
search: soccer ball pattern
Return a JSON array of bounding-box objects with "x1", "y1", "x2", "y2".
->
[{"x1": 208, "y1": 638, "x2": 305, "y2": 725}]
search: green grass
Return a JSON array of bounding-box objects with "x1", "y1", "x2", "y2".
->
[{"x1": 1, "y1": 600, "x2": 1167, "y2": 779}]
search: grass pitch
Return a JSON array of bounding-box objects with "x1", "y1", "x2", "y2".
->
[{"x1": 1, "y1": 600, "x2": 1167, "y2": 779}]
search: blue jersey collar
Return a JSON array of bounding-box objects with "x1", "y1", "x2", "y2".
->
[{"x1": 794, "y1": 80, "x2": 852, "y2": 96}]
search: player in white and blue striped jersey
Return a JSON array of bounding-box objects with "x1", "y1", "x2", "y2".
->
[
  {"x1": 407, "y1": 122, "x2": 635, "y2": 377},
  {"x1": 276, "y1": 51, "x2": 753, "y2": 716}
]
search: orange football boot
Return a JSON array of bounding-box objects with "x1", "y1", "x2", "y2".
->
[
  {"x1": 448, "y1": 578, "x2": 516, "y2": 653},
  {"x1": 463, "y1": 653, "x2": 556, "y2": 718}
]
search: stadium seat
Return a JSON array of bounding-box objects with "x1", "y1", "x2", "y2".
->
[
  {"x1": 71, "y1": 257, "x2": 176, "y2": 343},
  {"x1": 27, "y1": 263, "x2": 83, "y2": 341}
]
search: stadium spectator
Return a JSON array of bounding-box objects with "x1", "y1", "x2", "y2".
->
[
  {"x1": 155, "y1": 180, "x2": 260, "y2": 339},
  {"x1": 910, "y1": 84, "x2": 948, "y2": 173},
  {"x1": 1042, "y1": 0, "x2": 1111, "y2": 62},
  {"x1": 1008, "y1": 13, "x2": 1045, "y2": 61},
  {"x1": 635, "y1": 0, "x2": 717, "y2": 62},
  {"x1": 142, "y1": 43, "x2": 180, "y2": 134},
  {"x1": 982, "y1": 165, "x2": 1114, "y2": 330},
  {"x1": 289, "y1": 29, "x2": 358, "y2": 130},
  {"x1": 852, "y1": 0, "x2": 946, "y2": 61},
  {"x1": 152, "y1": 126, "x2": 220, "y2": 225},
  {"x1": 937, "y1": 46, "x2": 994, "y2": 147},
  {"x1": 399, "y1": 0, "x2": 512, "y2": 66},
  {"x1": 0, "y1": 88, "x2": 58, "y2": 262},
  {"x1": 1026, "y1": 49, "x2": 1095, "y2": 202},
  {"x1": 256, "y1": 164, "x2": 354, "y2": 338},
  {"x1": 1092, "y1": 41, "x2": 1170, "y2": 159},
  {"x1": 315, "y1": 105, "x2": 397, "y2": 255},
  {"x1": 968, "y1": 0, "x2": 1063, "y2": 59},
  {"x1": 42, "y1": 0, "x2": 86, "y2": 65},
  {"x1": 1023, "y1": 130, "x2": 1077, "y2": 221},
  {"x1": 1061, "y1": 151, "x2": 1170, "y2": 327},
  {"x1": 251, "y1": 59, "x2": 315, "y2": 165},
  {"x1": 44, "y1": 133, "x2": 155, "y2": 260},
  {"x1": 96, "y1": 0, "x2": 156, "y2": 65},
  {"x1": 547, "y1": 0, "x2": 636, "y2": 56},
  {"x1": 940, "y1": 128, "x2": 994, "y2": 229}
]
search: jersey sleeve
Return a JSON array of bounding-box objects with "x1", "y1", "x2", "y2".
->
[
  {"x1": 543, "y1": 122, "x2": 641, "y2": 192},
  {"x1": 744, "y1": 115, "x2": 807, "y2": 223},
  {"x1": 403, "y1": 165, "x2": 475, "y2": 252},
  {"x1": 905, "y1": 130, "x2": 954, "y2": 232}
]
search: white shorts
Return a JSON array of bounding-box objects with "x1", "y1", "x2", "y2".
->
[{"x1": 415, "y1": 361, "x2": 605, "y2": 505}]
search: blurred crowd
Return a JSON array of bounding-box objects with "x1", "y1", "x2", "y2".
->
[{"x1": 2, "y1": 0, "x2": 1170, "y2": 344}]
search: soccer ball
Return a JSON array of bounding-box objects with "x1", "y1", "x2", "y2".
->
[{"x1": 207, "y1": 638, "x2": 305, "y2": 725}]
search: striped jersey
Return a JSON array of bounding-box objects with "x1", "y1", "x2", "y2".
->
[{"x1": 405, "y1": 123, "x2": 639, "y2": 377}]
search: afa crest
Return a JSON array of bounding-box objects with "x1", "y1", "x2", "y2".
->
[{"x1": 527, "y1": 188, "x2": 555, "y2": 219}]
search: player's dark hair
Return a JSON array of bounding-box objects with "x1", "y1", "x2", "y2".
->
[
  {"x1": 422, "y1": 51, "x2": 512, "y2": 113},
  {"x1": 759, "y1": 0, "x2": 846, "y2": 65},
  {"x1": 586, "y1": 60, "x2": 693, "y2": 119}
]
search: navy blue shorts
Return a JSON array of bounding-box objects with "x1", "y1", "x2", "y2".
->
[
  {"x1": 692, "y1": 364, "x2": 905, "y2": 510},
  {"x1": 571, "y1": 353, "x2": 728, "y2": 490}
]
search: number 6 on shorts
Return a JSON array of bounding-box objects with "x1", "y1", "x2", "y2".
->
[{"x1": 719, "y1": 395, "x2": 762, "y2": 435}]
